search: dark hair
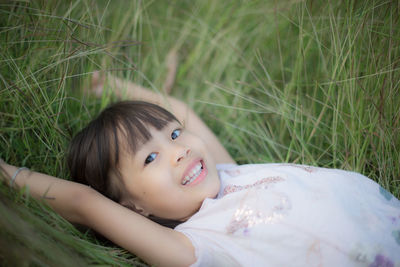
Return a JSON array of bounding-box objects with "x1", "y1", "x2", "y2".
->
[{"x1": 67, "y1": 100, "x2": 182, "y2": 228}]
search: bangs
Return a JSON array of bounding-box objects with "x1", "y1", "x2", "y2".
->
[{"x1": 103, "y1": 101, "x2": 179, "y2": 163}]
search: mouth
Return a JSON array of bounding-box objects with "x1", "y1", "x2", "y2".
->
[{"x1": 181, "y1": 160, "x2": 207, "y2": 186}]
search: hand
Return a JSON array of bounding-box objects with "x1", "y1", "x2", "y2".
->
[
  {"x1": 163, "y1": 49, "x2": 178, "y2": 95},
  {"x1": 0, "y1": 159, "x2": 15, "y2": 184},
  {"x1": 89, "y1": 71, "x2": 107, "y2": 98}
]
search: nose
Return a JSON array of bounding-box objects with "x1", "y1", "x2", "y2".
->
[{"x1": 173, "y1": 145, "x2": 191, "y2": 164}]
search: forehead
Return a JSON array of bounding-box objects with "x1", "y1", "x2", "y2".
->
[{"x1": 119, "y1": 120, "x2": 180, "y2": 156}]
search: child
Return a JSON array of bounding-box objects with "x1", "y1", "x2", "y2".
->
[{"x1": 1, "y1": 74, "x2": 400, "y2": 267}]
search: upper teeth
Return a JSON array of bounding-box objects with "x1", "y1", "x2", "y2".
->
[{"x1": 182, "y1": 162, "x2": 203, "y2": 185}]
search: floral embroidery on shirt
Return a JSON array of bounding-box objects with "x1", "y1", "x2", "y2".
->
[
  {"x1": 352, "y1": 252, "x2": 368, "y2": 264},
  {"x1": 279, "y1": 163, "x2": 317, "y2": 173},
  {"x1": 349, "y1": 243, "x2": 373, "y2": 264},
  {"x1": 222, "y1": 176, "x2": 284, "y2": 196},
  {"x1": 388, "y1": 215, "x2": 400, "y2": 225},
  {"x1": 227, "y1": 191, "x2": 291, "y2": 234},
  {"x1": 306, "y1": 239, "x2": 322, "y2": 266},
  {"x1": 369, "y1": 254, "x2": 394, "y2": 267}
]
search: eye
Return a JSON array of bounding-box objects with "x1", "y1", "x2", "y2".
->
[
  {"x1": 144, "y1": 152, "x2": 157, "y2": 165},
  {"x1": 171, "y1": 129, "x2": 181, "y2": 140}
]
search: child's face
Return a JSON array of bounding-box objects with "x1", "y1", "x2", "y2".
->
[{"x1": 118, "y1": 121, "x2": 220, "y2": 221}]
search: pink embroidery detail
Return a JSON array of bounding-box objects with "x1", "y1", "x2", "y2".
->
[
  {"x1": 279, "y1": 163, "x2": 316, "y2": 173},
  {"x1": 307, "y1": 239, "x2": 322, "y2": 266},
  {"x1": 222, "y1": 176, "x2": 284, "y2": 196},
  {"x1": 226, "y1": 192, "x2": 291, "y2": 234}
]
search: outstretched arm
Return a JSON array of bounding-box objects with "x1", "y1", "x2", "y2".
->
[
  {"x1": 1, "y1": 161, "x2": 86, "y2": 223},
  {"x1": 0, "y1": 161, "x2": 195, "y2": 267},
  {"x1": 97, "y1": 73, "x2": 235, "y2": 165}
]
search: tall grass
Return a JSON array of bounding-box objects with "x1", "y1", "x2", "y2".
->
[{"x1": 1, "y1": 0, "x2": 399, "y2": 265}]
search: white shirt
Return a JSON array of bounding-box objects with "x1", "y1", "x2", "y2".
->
[{"x1": 175, "y1": 164, "x2": 400, "y2": 267}]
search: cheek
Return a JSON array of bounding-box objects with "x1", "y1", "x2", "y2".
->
[
  {"x1": 184, "y1": 133, "x2": 207, "y2": 151},
  {"x1": 192, "y1": 136, "x2": 215, "y2": 162},
  {"x1": 140, "y1": 170, "x2": 174, "y2": 195}
]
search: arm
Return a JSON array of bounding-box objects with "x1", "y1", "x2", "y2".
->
[
  {"x1": 105, "y1": 74, "x2": 236, "y2": 164},
  {"x1": 0, "y1": 161, "x2": 195, "y2": 267},
  {"x1": 0, "y1": 161, "x2": 86, "y2": 223}
]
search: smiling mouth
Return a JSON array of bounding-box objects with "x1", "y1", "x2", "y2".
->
[{"x1": 182, "y1": 161, "x2": 204, "y2": 185}]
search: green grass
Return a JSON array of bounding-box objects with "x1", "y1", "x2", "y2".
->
[{"x1": 1, "y1": 0, "x2": 399, "y2": 265}]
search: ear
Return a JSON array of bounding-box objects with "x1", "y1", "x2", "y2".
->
[{"x1": 119, "y1": 199, "x2": 150, "y2": 217}]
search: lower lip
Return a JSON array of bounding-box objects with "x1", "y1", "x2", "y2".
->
[{"x1": 186, "y1": 160, "x2": 208, "y2": 187}]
